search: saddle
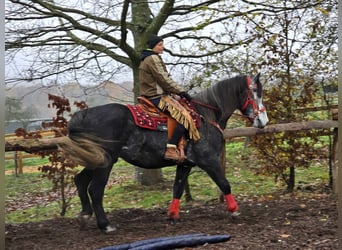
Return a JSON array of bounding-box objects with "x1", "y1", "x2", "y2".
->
[
  {"x1": 127, "y1": 97, "x2": 168, "y2": 132},
  {"x1": 128, "y1": 96, "x2": 183, "y2": 138},
  {"x1": 127, "y1": 96, "x2": 200, "y2": 161},
  {"x1": 137, "y1": 96, "x2": 164, "y2": 117}
]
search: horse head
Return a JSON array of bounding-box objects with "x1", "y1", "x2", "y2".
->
[{"x1": 240, "y1": 73, "x2": 269, "y2": 128}]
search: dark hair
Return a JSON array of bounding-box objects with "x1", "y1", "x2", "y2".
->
[{"x1": 147, "y1": 35, "x2": 163, "y2": 49}]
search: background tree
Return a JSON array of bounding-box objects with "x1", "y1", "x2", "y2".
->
[
  {"x1": 244, "y1": 0, "x2": 338, "y2": 191},
  {"x1": 183, "y1": 0, "x2": 338, "y2": 191},
  {"x1": 5, "y1": 97, "x2": 38, "y2": 131},
  {"x1": 5, "y1": 0, "x2": 257, "y2": 90}
]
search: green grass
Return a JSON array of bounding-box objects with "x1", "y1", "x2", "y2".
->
[
  {"x1": 5, "y1": 142, "x2": 330, "y2": 224},
  {"x1": 296, "y1": 165, "x2": 329, "y2": 185},
  {"x1": 6, "y1": 173, "x2": 51, "y2": 197}
]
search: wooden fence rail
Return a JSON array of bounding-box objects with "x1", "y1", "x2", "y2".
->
[
  {"x1": 224, "y1": 120, "x2": 338, "y2": 139},
  {"x1": 5, "y1": 117, "x2": 338, "y2": 177},
  {"x1": 5, "y1": 130, "x2": 57, "y2": 175}
]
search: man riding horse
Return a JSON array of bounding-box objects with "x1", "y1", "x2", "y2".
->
[
  {"x1": 139, "y1": 34, "x2": 196, "y2": 161},
  {"x1": 56, "y1": 34, "x2": 269, "y2": 233}
]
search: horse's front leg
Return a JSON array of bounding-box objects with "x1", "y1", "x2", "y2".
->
[
  {"x1": 74, "y1": 168, "x2": 94, "y2": 229},
  {"x1": 88, "y1": 165, "x2": 116, "y2": 233},
  {"x1": 201, "y1": 161, "x2": 240, "y2": 216},
  {"x1": 168, "y1": 164, "x2": 192, "y2": 221}
]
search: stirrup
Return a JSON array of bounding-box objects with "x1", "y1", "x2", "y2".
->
[
  {"x1": 164, "y1": 144, "x2": 181, "y2": 161},
  {"x1": 177, "y1": 137, "x2": 186, "y2": 162}
]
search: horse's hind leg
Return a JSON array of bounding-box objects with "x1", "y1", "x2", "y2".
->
[
  {"x1": 168, "y1": 165, "x2": 192, "y2": 221},
  {"x1": 74, "y1": 168, "x2": 94, "y2": 229},
  {"x1": 88, "y1": 164, "x2": 115, "y2": 233}
]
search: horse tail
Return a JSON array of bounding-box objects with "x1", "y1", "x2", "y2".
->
[{"x1": 57, "y1": 134, "x2": 109, "y2": 169}]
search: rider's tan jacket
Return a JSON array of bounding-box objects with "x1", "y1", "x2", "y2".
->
[{"x1": 139, "y1": 51, "x2": 184, "y2": 98}]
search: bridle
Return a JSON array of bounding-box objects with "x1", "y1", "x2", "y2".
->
[
  {"x1": 187, "y1": 75, "x2": 266, "y2": 129},
  {"x1": 240, "y1": 76, "x2": 266, "y2": 121}
]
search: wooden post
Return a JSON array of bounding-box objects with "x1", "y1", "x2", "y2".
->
[
  {"x1": 14, "y1": 151, "x2": 19, "y2": 177},
  {"x1": 332, "y1": 108, "x2": 338, "y2": 120},
  {"x1": 332, "y1": 128, "x2": 338, "y2": 193},
  {"x1": 17, "y1": 151, "x2": 23, "y2": 174},
  {"x1": 332, "y1": 109, "x2": 338, "y2": 193},
  {"x1": 14, "y1": 151, "x2": 24, "y2": 175}
]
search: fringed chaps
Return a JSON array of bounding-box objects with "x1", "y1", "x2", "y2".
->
[{"x1": 158, "y1": 95, "x2": 200, "y2": 141}]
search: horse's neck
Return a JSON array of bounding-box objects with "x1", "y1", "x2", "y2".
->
[
  {"x1": 213, "y1": 80, "x2": 242, "y2": 125},
  {"x1": 217, "y1": 109, "x2": 235, "y2": 129},
  {"x1": 194, "y1": 81, "x2": 240, "y2": 128},
  {"x1": 212, "y1": 85, "x2": 238, "y2": 128},
  {"x1": 194, "y1": 102, "x2": 221, "y2": 123},
  {"x1": 194, "y1": 94, "x2": 236, "y2": 128},
  {"x1": 193, "y1": 89, "x2": 220, "y2": 121}
]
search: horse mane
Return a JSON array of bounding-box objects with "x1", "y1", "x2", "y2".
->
[{"x1": 193, "y1": 75, "x2": 247, "y2": 123}]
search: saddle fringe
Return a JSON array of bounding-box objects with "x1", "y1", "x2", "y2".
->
[{"x1": 158, "y1": 96, "x2": 200, "y2": 141}]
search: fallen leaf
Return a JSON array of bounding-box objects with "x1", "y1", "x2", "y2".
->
[{"x1": 283, "y1": 220, "x2": 291, "y2": 225}]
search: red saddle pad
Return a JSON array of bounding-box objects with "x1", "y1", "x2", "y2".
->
[{"x1": 127, "y1": 104, "x2": 168, "y2": 131}]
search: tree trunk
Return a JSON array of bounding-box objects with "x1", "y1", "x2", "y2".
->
[
  {"x1": 132, "y1": 64, "x2": 163, "y2": 185},
  {"x1": 135, "y1": 168, "x2": 163, "y2": 186},
  {"x1": 287, "y1": 166, "x2": 295, "y2": 192}
]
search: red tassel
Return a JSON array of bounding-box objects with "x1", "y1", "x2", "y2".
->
[
  {"x1": 225, "y1": 194, "x2": 239, "y2": 212},
  {"x1": 167, "y1": 198, "x2": 180, "y2": 219}
]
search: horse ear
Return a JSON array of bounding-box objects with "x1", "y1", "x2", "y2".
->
[
  {"x1": 253, "y1": 73, "x2": 261, "y2": 83},
  {"x1": 253, "y1": 73, "x2": 262, "y2": 97}
]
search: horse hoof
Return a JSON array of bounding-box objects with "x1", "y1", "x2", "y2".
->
[
  {"x1": 103, "y1": 225, "x2": 117, "y2": 233},
  {"x1": 230, "y1": 211, "x2": 241, "y2": 217},
  {"x1": 77, "y1": 214, "x2": 92, "y2": 229},
  {"x1": 167, "y1": 218, "x2": 179, "y2": 225}
]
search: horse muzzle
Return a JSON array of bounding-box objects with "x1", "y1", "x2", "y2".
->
[{"x1": 253, "y1": 112, "x2": 269, "y2": 129}]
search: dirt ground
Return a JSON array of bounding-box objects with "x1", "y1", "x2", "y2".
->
[{"x1": 5, "y1": 191, "x2": 338, "y2": 250}]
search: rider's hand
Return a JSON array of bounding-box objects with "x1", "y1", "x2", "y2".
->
[{"x1": 180, "y1": 92, "x2": 192, "y2": 101}]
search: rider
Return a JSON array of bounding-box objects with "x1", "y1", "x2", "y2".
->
[{"x1": 139, "y1": 34, "x2": 192, "y2": 161}]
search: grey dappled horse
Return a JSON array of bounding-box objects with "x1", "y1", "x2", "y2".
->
[{"x1": 57, "y1": 74, "x2": 269, "y2": 232}]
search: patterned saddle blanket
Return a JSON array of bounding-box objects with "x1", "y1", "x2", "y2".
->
[
  {"x1": 127, "y1": 97, "x2": 200, "y2": 132},
  {"x1": 127, "y1": 104, "x2": 168, "y2": 131}
]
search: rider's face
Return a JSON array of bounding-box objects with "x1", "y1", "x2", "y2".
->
[{"x1": 152, "y1": 41, "x2": 164, "y2": 54}]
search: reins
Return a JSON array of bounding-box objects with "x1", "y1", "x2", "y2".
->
[
  {"x1": 189, "y1": 99, "x2": 224, "y2": 133},
  {"x1": 191, "y1": 99, "x2": 220, "y2": 111}
]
